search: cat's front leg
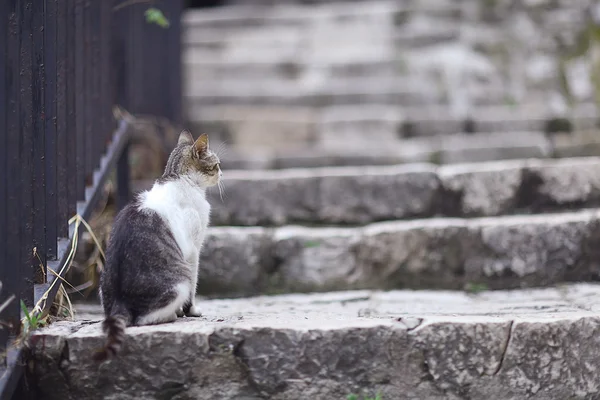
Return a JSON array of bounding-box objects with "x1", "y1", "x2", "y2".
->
[
  {"x1": 182, "y1": 299, "x2": 202, "y2": 317},
  {"x1": 183, "y1": 254, "x2": 202, "y2": 317}
]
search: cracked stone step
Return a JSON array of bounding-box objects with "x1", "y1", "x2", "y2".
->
[
  {"x1": 29, "y1": 284, "x2": 600, "y2": 399},
  {"x1": 192, "y1": 208, "x2": 600, "y2": 296},
  {"x1": 199, "y1": 157, "x2": 600, "y2": 226}
]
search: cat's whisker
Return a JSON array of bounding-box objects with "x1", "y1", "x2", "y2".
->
[
  {"x1": 214, "y1": 142, "x2": 230, "y2": 159},
  {"x1": 217, "y1": 180, "x2": 227, "y2": 202}
]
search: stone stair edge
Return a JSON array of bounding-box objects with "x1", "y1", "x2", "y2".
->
[
  {"x1": 205, "y1": 207, "x2": 600, "y2": 234},
  {"x1": 181, "y1": 0, "x2": 454, "y2": 26},
  {"x1": 211, "y1": 156, "x2": 600, "y2": 179},
  {"x1": 131, "y1": 156, "x2": 600, "y2": 225},
  {"x1": 185, "y1": 100, "x2": 597, "y2": 121},
  {"x1": 29, "y1": 284, "x2": 600, "y2": 399},
  {"x1": 194, "y1": 206, "x2": 600, "y2": 295}
]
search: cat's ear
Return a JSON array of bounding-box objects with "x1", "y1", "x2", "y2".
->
[
  {"x1": 178, "y1": 130, "x2": 194, "y2": 146},
  {"x1": 193, "y1": 133, "x2": 209, "y2": 154}
]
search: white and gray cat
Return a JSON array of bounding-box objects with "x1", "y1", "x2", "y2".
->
[{"x1": 94, "y1": 130, "x2": 222, "y2": 361}]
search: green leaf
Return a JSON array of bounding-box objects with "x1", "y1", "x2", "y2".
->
[
  {"x1": 347, "y1": 395, "x2": 359, "y2": 400},
  {"x1": 20, "y1": 300, "x2": 31, "y2": 322},
  {"x1": 145, "y1": 7, "x2": 170, "y2": 28}
]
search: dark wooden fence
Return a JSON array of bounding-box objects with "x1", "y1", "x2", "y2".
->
[{"x1": 0, "y1": 1, "x2": 182, "y2": 398}]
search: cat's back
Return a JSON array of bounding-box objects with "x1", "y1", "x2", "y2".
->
[{"x1": 106, "y1": 197, "x2": 182, "y2": 266}]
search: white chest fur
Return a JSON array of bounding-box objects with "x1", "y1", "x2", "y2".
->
[{"x1": 138, "y1": 179, "x2": 211, "y2": 264}]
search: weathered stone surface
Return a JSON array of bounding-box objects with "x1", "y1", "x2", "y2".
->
[
  {"x1": 188, "y1": 102, "x2": 594, "y2": 157},
  {"x1": 198, "y1": 209, "x2": 600, "y2": 294},
  {"x1": 198, "y1": 227, "x2": 274, "y2": 296},
  {"x1": 189, "y1": 105, "x2": 317, "y2": 152},
  {"x1": 527, "y1": 158, "x2": 600, "y2": 207},
  {"x1": 553, "y1": 130, "x2": 600, "y2": 159},
  {"x1": 210, "y1": 169, "x2": 321, "y2": 226},
  {"x1": 194, "y1": 130, "x2": 553, "y2": 171},
  {"x1": 29, "y1": 284, "x2": 600, "y2": 399},
  {"x1": 183, "y1": 0, "x2": 594, "y2": 113},
  {"x1": 271, "y1": 226, "x2": 360, "y2": 291},
  {"x1": 211, "y1": 164, "x2": 439, "y2": 225},
  {"x1": 439, "y1": 161, "x2": 524, "y2": 216},
  {"x1": 317, "y1": 165, "x2": 439, "y2": 223},
  {"x1": 436, "y1": 131, "x2": 551, "y2": 164},
  {"x1": 209, "y1": 158, "x2": 600, "y2": 225},
  {"x1": 186, "y1": 79, "x2": 431, "y2": 108},
  {"x1": 317, "y1": 105, "x2": 402, "y2": 146}
]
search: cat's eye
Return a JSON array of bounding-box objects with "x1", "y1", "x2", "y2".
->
[{"x1": 212, "y1": 164, "x2": 220, "y2": 171}]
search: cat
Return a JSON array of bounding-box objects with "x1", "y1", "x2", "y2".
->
[{"x1": 94, "y1": 130, "x2": 222, "y2": 361}]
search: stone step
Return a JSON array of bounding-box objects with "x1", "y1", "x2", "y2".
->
[
  {"x1": 185, "y1": 79, "x2": 437, "y2": 108},
  {"x1": 184, "y1": 58, "x2": 398, "y2": 84},
  {"x1": 30, "y1": 284, "x2": 600, "y2": 399},
  {"x1": 186, "y1": 104, "x2": 597, "y2": 150},
  {"x1": 202, "y1": 157, "x2": 600, "y2": 226},
  {"x1": 193, "y1": 208, "x2": 600, "y2": 296},
  {"x1": 198, "y1": 130, "x2": 550, "y2": 170},
  {"x1": 182, "y1": 1, "x2": 458, "y2": 35},
  {"x1": 181, "y1": 0, "x2": 594, "y2": 111}
]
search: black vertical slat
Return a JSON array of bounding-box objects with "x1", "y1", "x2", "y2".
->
[
  {"x1": 162, "y1": 1, "x2": 172, "y2": 120},
  {"x1": 130, "y1": 3, "x2": 140, "y2": 113},
  {"x1": 31, "y1": 0, "x2": 46, "y2": 283},
  {"x1": 168, "y1": 0, "x2": 183, "y2": 124},
  {"x1": 44, "y1": 0, "x2": 57, "y2": 261},
  {"x1": 0, "y1": 0, "x2": 11, "y2": 354},
  {"x1": 112, "y1": 0, "x2": 127, "y2": 113},
  {"x1": 56, "y1": 0, "x2": 69, "y2": 237},
  {"x1": 102, "y1": 2, "x2": 116, "y2": 142},
  {"x1": 90, "y1": 1, "x2": 105, "y2": 164},
  {"x1": 5, "y1": 0, "x2": 22, "y2": 325},
  {"x1": 144, "y1": 14, "x2": 160, "y2": 116},
  {"x1": 66, "y1": 0, "x2": 77, "y2": 214},
  {"x1": 117, "y1": 143, "x2": 130, "y2": 210},
  {"x1": 83, "y1": 0, "x2": 93, "y2": 184},
  {"x1": 89, "y1": 0, "x2": 99, "y2": 170},
  {"x1": 19, "y1": 0, "x2": 35, "y2": 306},
  {"x1": 100, "y1": 0, "x2": 110, "y2": 145},
  {"x1": 74, "y1": 0, "x2": 85, "y2": 200},
  {"x1": 0, "y1": 0, "x2": 7, "y2": 279}
]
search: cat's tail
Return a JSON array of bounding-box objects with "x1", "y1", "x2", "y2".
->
[{"x1": 93, "y1": 304, "x2": 131, "y2": 362}]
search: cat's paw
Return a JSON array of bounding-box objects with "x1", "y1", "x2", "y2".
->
[
  {"x1": 185, "y1": 305, "x2": 202, "y2": 317},
  {"x1": 176, "y1": 307, "x2": 184, "y2": 318}
]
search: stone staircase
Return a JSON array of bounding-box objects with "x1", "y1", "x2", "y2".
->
[
  {"x1": 25, "y1": 1, "x2": 600, "y2": 399},
  {"x1": 183, "y1": 0, "x2": 598, "y2": 165}
]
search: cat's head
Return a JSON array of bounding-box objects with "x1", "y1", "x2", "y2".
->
[{"x1": 162, "y1": 131, "x2": 222, "y2": 187}]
